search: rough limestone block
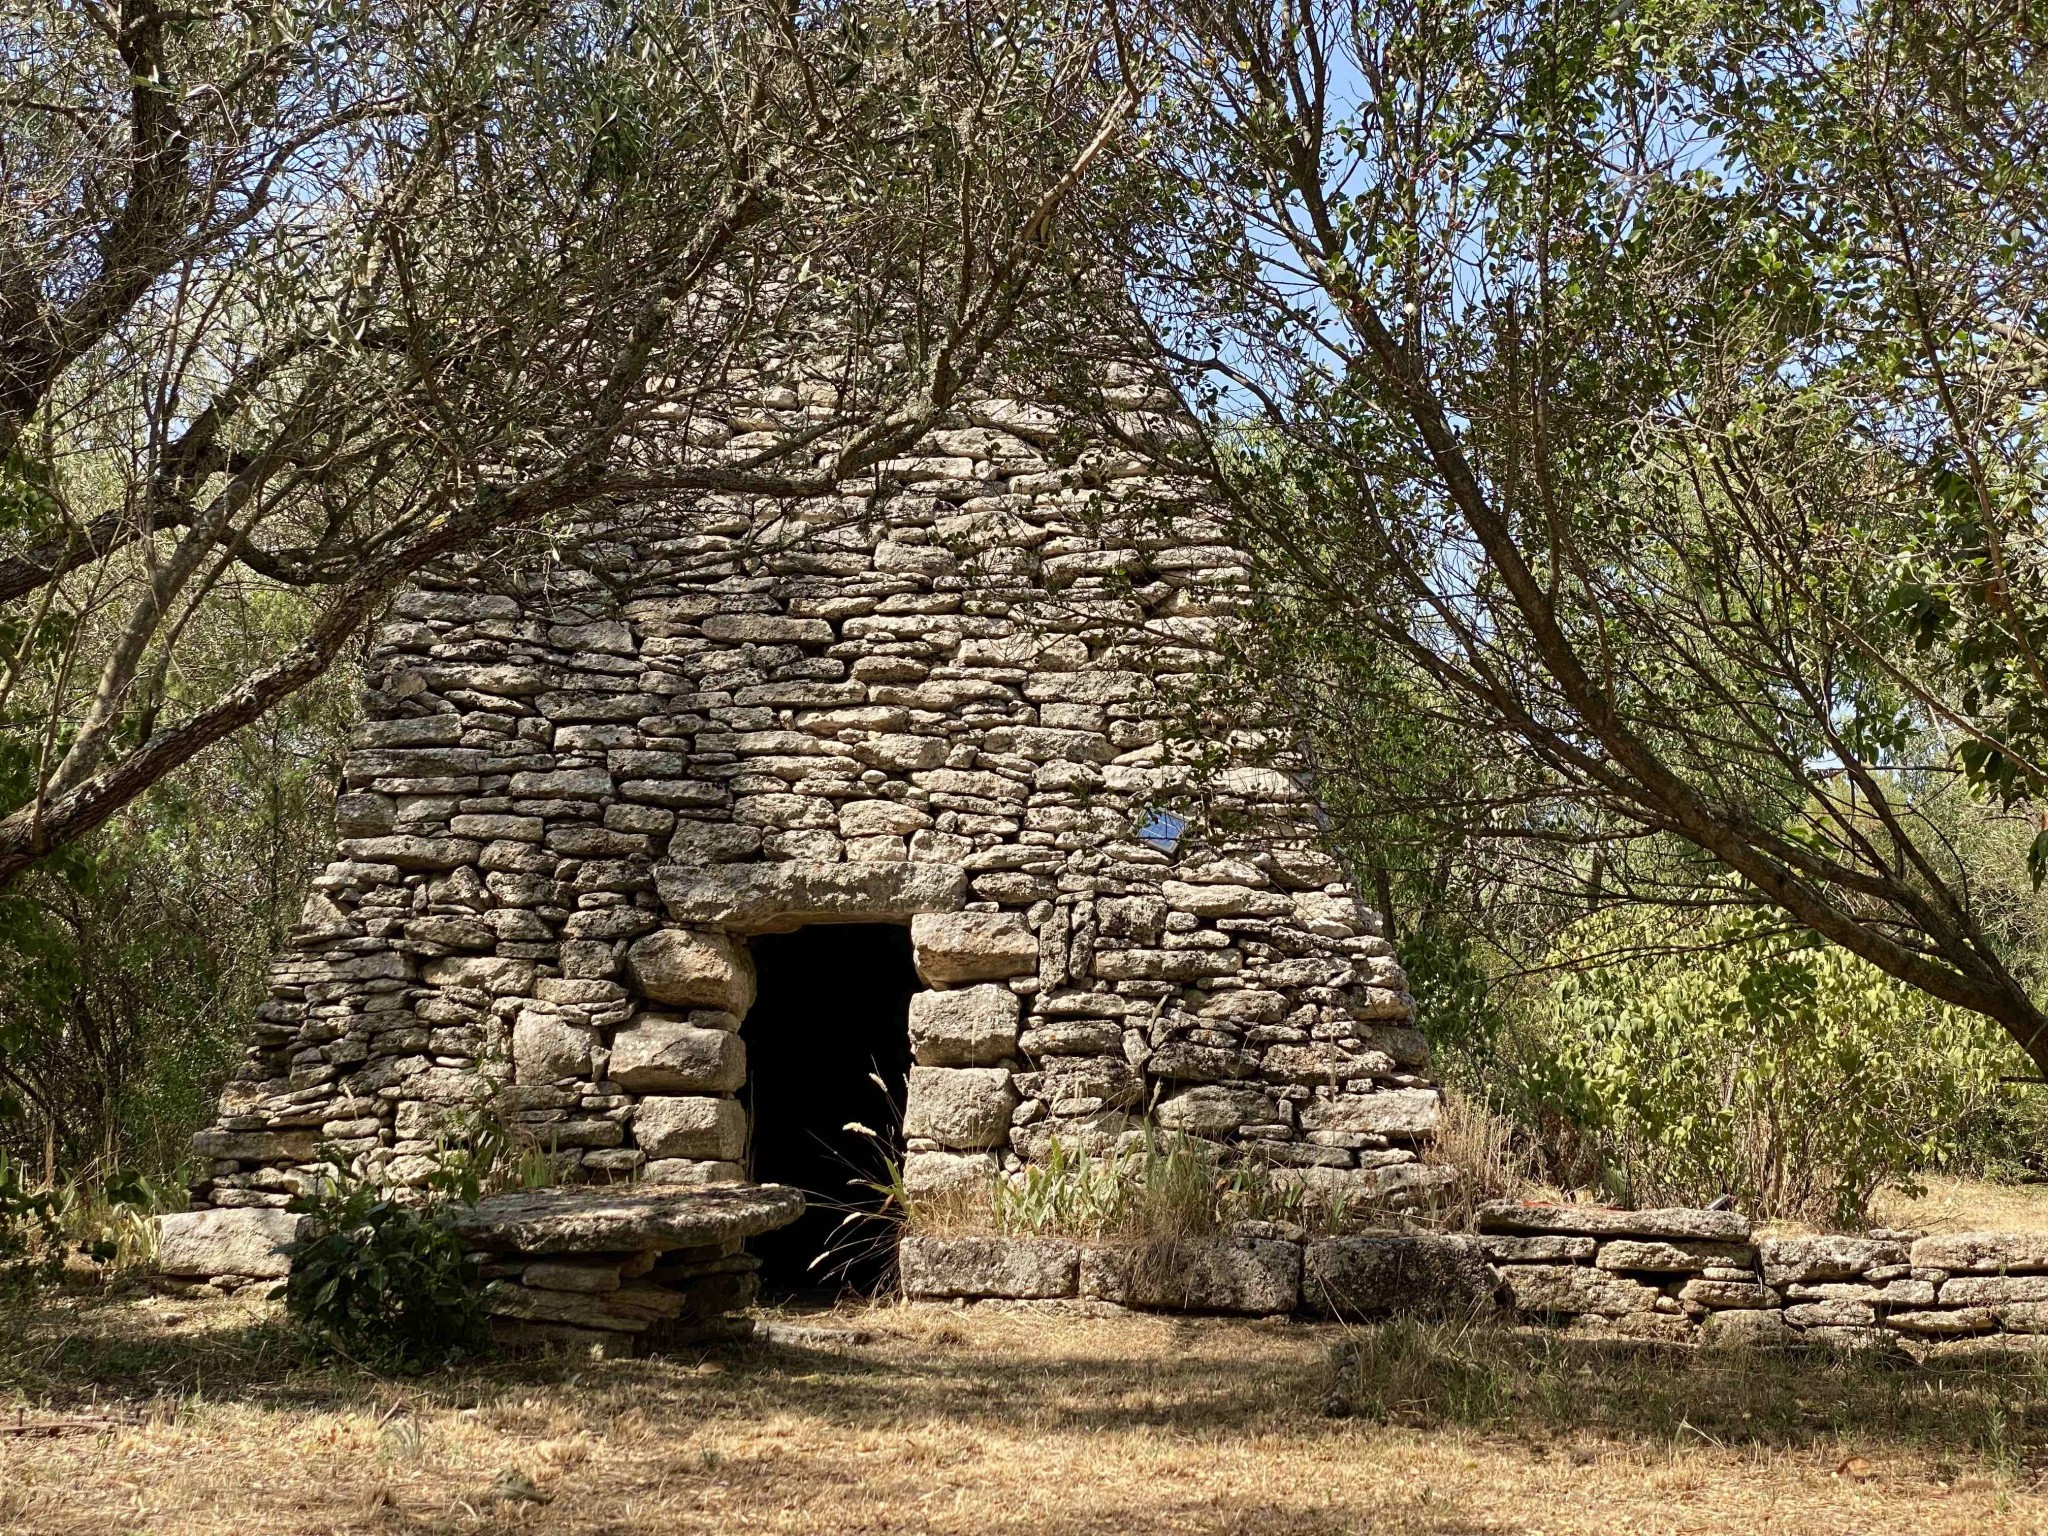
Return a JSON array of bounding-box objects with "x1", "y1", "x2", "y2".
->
[
  {"x1": 1788, "y1": 1278, "x2": 1936, "y2": 1306},
  {"x1": 483, "y1": 1281, "x2": 659, "y2": 1332},
  {"x1": 1498, "y1": 1263, "x2": 1662, "y2": 1318},
  {"x1": 338, "y1": 835, "x2": 481, "y2": 870},
  {"x1": 1153, "y1": 1084, "x2": 1275, "y2": 1139},
  {"x1": 1302, "y1": 1235, "x2": 1500, "y2": 1320},
  {"x1": 656, "y1": 861, "x2": 967, "y2": 930},
  {"x1": 908, "y1": 985, "x2": 1021, "y2": 1066},
  {"x1": 701, "y1": 613, "x2": 833, "y2": 644},
  {"x1": 1155, "y1": 1043, "x2": 1287, "y2": 1084},
  {"x1": 1105, "y1": 1237, "x2": 1302, "y2": 1315},
  {"x1": 521, "y1": 1259, "x2": 623, "y2": 1294},
  {"x1": 1785, "y1": 1299, "x2": 1877, "y2": 1327},
  {"x1": 1595, "y1": 1238, "x2": 1756, "y2": 1273},
  {"x1": 1678, "y1": 1278, "x2": 1780, "y2": 1310},
  {"x1": 1699, "y1": 1308, "x2": 1796, "y2": 1350},
  {"x1": 1758, "y1": 1236, "x2": 1905, "y2": 1287},
  {"x1": 156, "y1": 1208, "x2": 304, "y2": 1278},
  {"x1": 1803, "y1": 1325, "x2": 1907, "y2": 1355},
  {"x1": 1913, "y1": 1232, "x2": 2048, "y2": 1275},
  {"x1": 898, "y1": 1236, "x2": 1078, "y2": 1299},
  {"x1": 1939, "y1": 1274, "x2": 2048, "y2": 1306},
  {"x1": 1478, "y1": 1202, "x2": 1752, "y2": 1244},
  {"x1": 1921, "y1": 1334, "x2": 2048, "y2": 1365},
  {"x1": 1298, "y1": 1088, "x2": 1442, "y2": 1138},
  {"x1": 1019, "y1": 1020, "x2": 1125, "y2": 1057},
  {"x1": 1279, "y1": 1162, "x2": 1457, "y2": 1208},
  {"x1": 1358, "y1": 1023, "x2": 1432, "y2": 1068},
  {"x1": 666, "y1": 821, "x2": 762, "y2": 863},
  {"x1": 902, "y1": 1066, "x2": 1016, "y2": 1149},
  {"x1": 1261, "y1": 1043, "x2": 1396, "y2": 1086},
  {"x1": 903, "y1": 1150, "x2": 999, "y2": 1197},
  {"x1": 1098, "y1": 896, "x2": 1168, "y2": 943},
  {"x1": 423, "y1": 955, "x2": 536, "y2": 995},
  {"x1": 910, "y1": 911, "x2": 1040, "y2": 985},
  {"x1": 1480, "y1": 1235, "x2": 1597, "y2": 1263},
  {"x1": 1159, "y1": 881, "x2": 1293, "y2": 918},
  {"x1": 1886, "y1": 1307, "x2": 1997, "y2": 1336},
  {"x1": 189, "y1": 1129, "x2": 318, "y2": 1163},
  {"x1": 1039, "y1": 1056, "x2": 1142, "y2": 1110},
  {"x1": 407, "y1": 915, "x2": 494, "y2": 950},
  {"x1": 839, "y1": 799, "x2": 931, "y2": 836},
  {"x1": 1292, "y1": 891, "x2": 1368, "y2": 935},
  {"x1": 626, "y1": 929, "x2": 756, "y2": 1014},
  {"x1": 1568, "y1": 1312, "x2": 1697, "y2": 1345},
  {"x1": 610, "y1": 1016, "x2": 746, "y2": 1093},
  {"x1": 513, "y1": 1016, "x2": 595, "y2": 1081},
  {"x1": 1092, "y1": 948, "x2": 1243, "y2": 983},
  {"x1": 632, "y1": 1096, "x2": 747, "y2": 1160},
  {"x1": 641, "y1": 1158, "x2": 747, "y2": 1186}
]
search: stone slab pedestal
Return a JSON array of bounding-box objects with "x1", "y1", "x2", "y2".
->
[{"x1": 454, "y1": 1183, "x2": 804, "y2": 1355}]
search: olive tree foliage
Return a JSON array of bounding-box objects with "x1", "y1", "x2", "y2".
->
[
  {"x1": 1108, "y1": 0, "x2": 2048, "y2": 1073},
  {"x1": 0, "y1": 0, "x2": 1133, "y2": 883},
  {"x1": 0, "y1": 657, "x2": 352, "y2": 1184}
]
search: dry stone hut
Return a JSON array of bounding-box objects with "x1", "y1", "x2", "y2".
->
[{"x1": 180, "y1": 387, "x2": 1443, "y2": 1292}]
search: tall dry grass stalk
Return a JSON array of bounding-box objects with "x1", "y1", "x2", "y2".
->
[{"x1": 1423, "y1": 1089, "x2": 1542, "y2": 1228}]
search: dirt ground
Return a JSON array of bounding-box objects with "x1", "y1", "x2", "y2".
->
[{"x1": 0, "y1": 1287, "x2": 2043, "y2": 1536}]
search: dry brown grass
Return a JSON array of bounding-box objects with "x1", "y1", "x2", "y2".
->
[
  {"x1": 1871, "y1": 1176, "x2": 2048, "y2": 1235},
  {"x1": 1422, "y1": 1090, "x2": 1543, "y2": 1225},
  {"x1": 0, "y1": 1286, "x2": 2044, "y2": 1535}
]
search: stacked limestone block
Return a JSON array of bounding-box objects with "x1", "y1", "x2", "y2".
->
[
  {"x1": 1481, "y1": 1202, "x2": 1761, "y2": 1344},
  {"x1": 1890, "y1": 1232, "x2": 2048, "y2": 1345},
  {"x1": 1481, "y1": 1203, "x2": 2048, "y2": 1353},
  {"x1": 187, "y1": 393, "x2": 1439, "y2": 1219}
]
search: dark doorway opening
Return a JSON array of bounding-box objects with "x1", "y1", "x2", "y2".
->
[{"x1": 742, "y1": 923, "x2": 917, "y2": 1296}]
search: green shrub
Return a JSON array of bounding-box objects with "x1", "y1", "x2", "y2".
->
[
  {"x1": 278, "y1": 1172, "x2": 487, "y2": 1373},
  {"x1": 0, "y1": 1154, "x2": 62, "y2": 1287},
  {"x1": 1497, "y1": 906, "x2": 2036, "y2": 1224}
]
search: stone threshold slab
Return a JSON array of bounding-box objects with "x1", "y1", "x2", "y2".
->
[{"x1": 446, "y1": 1183, "x2": 804, "y2": 1254}]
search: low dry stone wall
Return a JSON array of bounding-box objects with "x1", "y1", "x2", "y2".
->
[
  {"x1": 897, "y1": 1227, "x2": 1496, "y2": 1318},
  {"x1": 900, "y1": 1204, "x2": 2048, "y2": 1356},
  {"x1": 1478, "y1": 1202, "x2": 2048, "y2": 1353}
]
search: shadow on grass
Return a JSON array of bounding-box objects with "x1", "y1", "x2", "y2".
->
[
  {"x1": 5, "y1": 1290, "x2": 2047, "y2": 1475},
  {"x1": 0, "y1": 1288, "x2": 574, "y2": 1413},
  {"x1": 1330, "y1": 1316, "x2": 2048, "y2": 1471}
]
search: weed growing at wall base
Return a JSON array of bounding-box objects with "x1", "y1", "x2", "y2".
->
[
  {"x1": 908, "y1": 1132, "x2": 1314, "y2": 1242},
  {"x1": 278, "y1": 1170, "x2": 487, "y2": 1374}
]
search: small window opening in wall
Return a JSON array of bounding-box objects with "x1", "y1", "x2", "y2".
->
[{"x1": 742, "y1": 923, "x2": 917, "y2": 1296}]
